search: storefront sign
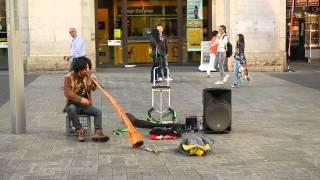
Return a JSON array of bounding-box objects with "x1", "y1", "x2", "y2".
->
[
  {"x1": 0, "y1": 42, "x2": 8, "y2": 48},
  {"x1": 118, "y1": 7, "x2": 177, "y2": 15},
  {"x1": 287, "y1": 0, "x2": 319, "y2": 7},
  {"x1": 308, "y1": 0, "x2": 319, "y2": 6},
  {"x1": 187, "y1": 0, "x2": 203, "y2": 51},
  {"x1": 296, "y1": 0, "x2": 307, "y2": 7},
  {"x1": 108, "y1": 40, "x2": 121, "y2": 46}
]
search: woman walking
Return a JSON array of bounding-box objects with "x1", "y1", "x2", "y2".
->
[
  {"x1": 214, "y1": 25, "x2": 229, "y2": 85},
  {"x1": 207, "y1": 30, "x2": 219, "y2": 78},
  {"x1": 232, "y1": 34, "x2": 248, "y2": 88},
  {"x1": 150, "y1": 28, "x2": 161, "y2": 83}
]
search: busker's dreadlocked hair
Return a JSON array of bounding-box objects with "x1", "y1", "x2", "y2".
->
[{"x1": 73, "y1": 57, "x2": 88, "y2": 73}]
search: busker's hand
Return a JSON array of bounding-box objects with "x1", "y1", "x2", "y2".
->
[
  {"x1": 81, "y1": 98, "x2": 92, "y2": 106},
  {"x1": 90, "y1": 74, "x2": 97, "y2": 82},
  {"x1": 64, "y1": 56, "x2": 71, "y2": 62}
]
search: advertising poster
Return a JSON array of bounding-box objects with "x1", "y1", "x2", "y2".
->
[
  {"x1": 187, "y1": 0, "x2": 203, "y2": 51},
  {"x1": 199, "y1": 41, "x2": 216, "y2": 72}
]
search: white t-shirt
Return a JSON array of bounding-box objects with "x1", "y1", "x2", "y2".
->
[{"x1": 216, "y1": 34, "x2": 228, "y2": 53}]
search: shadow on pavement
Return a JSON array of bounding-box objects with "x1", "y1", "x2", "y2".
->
[{"x1": 267, "y1": 62, "x2": 320, "y2": 91}]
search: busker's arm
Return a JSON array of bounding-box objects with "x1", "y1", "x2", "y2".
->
[{"x1": 64, "y1": 76, "x2": 91, "y2": 106}]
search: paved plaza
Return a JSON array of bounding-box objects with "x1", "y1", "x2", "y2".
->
[{"x1": 0, "y1": 63, "x2": 320, "y2": 180}]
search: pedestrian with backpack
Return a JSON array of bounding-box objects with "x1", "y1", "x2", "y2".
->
[{"x1": 214, "y1": 25, "x2": 230, "y2": 85}]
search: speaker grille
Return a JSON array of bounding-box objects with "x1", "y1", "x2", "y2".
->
[
  {"x1": 203, "y1": 88, "x2": 232, "y2": 133},
  {"x1": 205, "y1": 101, "x2": 231, "y2": 132}
]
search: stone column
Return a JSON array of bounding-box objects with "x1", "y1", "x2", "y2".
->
[
  {"x1": 6, "y1": 0, "x2": 26, "y2": 133},
  {"x1": 229, "y1": 0, "x2": 286, "y2": 71}
]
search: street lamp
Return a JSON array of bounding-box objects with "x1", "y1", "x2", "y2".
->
[{"x1": 6, "y1": 0, "x2": 26, "y2": 133}]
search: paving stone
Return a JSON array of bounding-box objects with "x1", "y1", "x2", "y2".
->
[{"x1": 0, "y1": 66, "x2": 320, "y2": 179}]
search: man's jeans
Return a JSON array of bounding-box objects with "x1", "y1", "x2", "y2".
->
[
  {"x1": 214, "y1": 52, "x2": 226, "y2": 81},
  {"x1": 159, "y1": 54, "x2": 169, "y2": 78},
  {"x1": 233, "y1": 58, "x2": 241, "y2": 84},
  {"x1": 66, "y1": 103, "x2": 102, "y2": 130},
  {"x1": 151, "y1": 53, "x2": 161, "y2": 82}
]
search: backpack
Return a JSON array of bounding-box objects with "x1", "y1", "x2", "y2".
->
[{"x1": 223, "y1": 35, "x2": 233, "y2": 58}]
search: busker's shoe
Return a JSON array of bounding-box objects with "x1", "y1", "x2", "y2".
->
[
  {"x1": 214, "y1": 81, "x2": 224, "y2": 85},
  {"x1": 158, "y1": 77, "x2": 163, "y2": 82},
  {"x1": 77, "y1": 128, "x2": 86, "y2": 142},
  {"x1": 92, "y1": 129, "x2": 110, "y2": 142}
]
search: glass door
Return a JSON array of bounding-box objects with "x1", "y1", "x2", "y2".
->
[
  {"x1": 121, "y1": 0, "x2": 179, "y2": 64},
  {"x1": 96, "y1": 0, "x2": 123, "y2": 66}
]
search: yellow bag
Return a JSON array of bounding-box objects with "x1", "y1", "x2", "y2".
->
[{"x1": 177, "y1": 137, "x2": 213, "y2": 157}]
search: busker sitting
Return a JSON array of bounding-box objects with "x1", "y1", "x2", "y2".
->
[{"x1": 63, "y1": 57, "x2": 109, "y2": 142}]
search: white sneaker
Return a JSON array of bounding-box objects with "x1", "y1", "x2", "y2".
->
[
  {"x1": 165, "y1": 77, "x2": 173, "y2": 81},
  {"x1": 214, "y1": 81, "x2": 224, "y2": 85},
  {"x1": 223, "y1": 74, "x2": 229, "y2": 83},
  {"x1": 158, "y1": 77, "x2": 163, "y2": 82}
]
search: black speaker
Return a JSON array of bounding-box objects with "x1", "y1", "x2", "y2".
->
[{"x1": 203, "y1": 88, "x2": 231, "y2": 133}]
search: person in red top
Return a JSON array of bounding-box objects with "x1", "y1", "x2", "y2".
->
[{"x1": 207, "y1": 31, "x2": 218, "y2": 77}]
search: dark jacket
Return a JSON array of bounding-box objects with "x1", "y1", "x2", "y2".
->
[
  {"x1": 150, "y1": 36, "x2": 160, "y2": 55},
  {"x1": 234, "y1": 42, "x2": 245, "y2": 61},
  {"x1": 158, "y1": 35, "x2": 168, "y2": 55}
]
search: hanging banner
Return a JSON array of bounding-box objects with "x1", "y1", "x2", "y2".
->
[
  {"x1": 296, "y1": 0, "x2": 307, "y2": 7},
  {"x1": 308, "y1": 0, "x2": 319, "y2": 6},
  {"x1": 187, "y1": 0, "x2": 203, "y2": 51}
]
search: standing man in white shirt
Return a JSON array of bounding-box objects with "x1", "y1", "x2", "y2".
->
[
  {"x1": 214, "y1": 25, "x2": 229, "y2": 85},
  {"x1": 68, "y1": 27, "x2": 86, "y2": 72}
]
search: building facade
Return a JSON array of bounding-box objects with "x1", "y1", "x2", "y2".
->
[{"x1": 1, "y1": 0, "x2": 318, "y2": 72}]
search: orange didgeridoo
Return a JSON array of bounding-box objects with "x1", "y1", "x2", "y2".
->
[{"x1": 91, "y1": 78, "x2": 144, "y2": 148}]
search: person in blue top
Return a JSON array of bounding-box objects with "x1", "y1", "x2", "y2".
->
[{"x1": 68, "y1": 27, "x2": 86, "y2": 72}]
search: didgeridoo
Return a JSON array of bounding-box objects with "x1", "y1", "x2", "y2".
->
[{"x1": 90, "y1": 77, "x2": 144, "y2": 148}]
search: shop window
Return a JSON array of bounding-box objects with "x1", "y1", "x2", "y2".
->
[
  {"x1": 118, "y1": 0, "x2": 179, "y2": 64},
  {"x1": 0, "y1": 0, "x2": 8, "y2": 69}
]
